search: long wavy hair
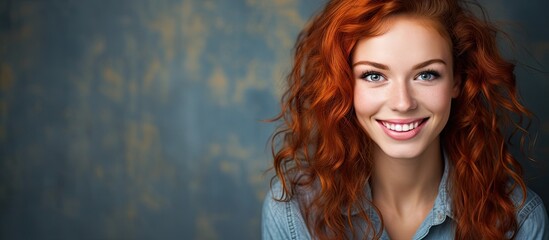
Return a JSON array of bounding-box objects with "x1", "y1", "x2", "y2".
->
[{"x1": 270, "y1": 0, "x2": 532, "y2": 239}]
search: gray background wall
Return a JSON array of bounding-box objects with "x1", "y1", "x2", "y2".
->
[{"x1": 0, "y1": 0, "x2": 547, "y2": 239}]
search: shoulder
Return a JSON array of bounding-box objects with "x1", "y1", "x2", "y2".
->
[
  {"x1": 261, "y1": 181, "x2": 311, "y2": 240},
  {"x1": 510, "y1": 186, "x2": 549, "y2": 239}
]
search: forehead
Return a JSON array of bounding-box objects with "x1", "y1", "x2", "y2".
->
[{"x1": 352, "y1": 16, "x2": 453, "y2": 67}]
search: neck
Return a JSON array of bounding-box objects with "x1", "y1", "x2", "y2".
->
[{"x1": 370, "y1": 141, "x2": 443, "y2": 214}]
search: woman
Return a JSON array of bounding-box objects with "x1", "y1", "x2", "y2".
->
[{"x1": 262, "y1": 0, "x2": 548, "y2": 239}]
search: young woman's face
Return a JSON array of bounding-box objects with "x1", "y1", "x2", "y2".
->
[{"x1": 352, "y1": 16, "x2": 459, "y2": 160}]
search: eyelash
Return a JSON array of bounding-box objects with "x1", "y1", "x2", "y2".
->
[
  {"x1": 358, "y1": 69, "x2": 441, "y2": 82},
  {"x1": 416, "y1": 69, "x2": 441, "y2": 81},
  {"x1": 360, "y1": 70, "x2": 385, "y2": 82}
]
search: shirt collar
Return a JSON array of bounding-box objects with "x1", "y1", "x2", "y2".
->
[{"x1": 434, "y1": 149, "x2": 454, "y2": 219}]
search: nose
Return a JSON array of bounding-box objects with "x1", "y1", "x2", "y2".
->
[{"x1": 388, "y1": 81, "x2": 417, "y2": 112}]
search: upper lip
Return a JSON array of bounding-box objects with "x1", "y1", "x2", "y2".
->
[{"x1": 377, "y1": 118, "x2": 428, "y2": 124}]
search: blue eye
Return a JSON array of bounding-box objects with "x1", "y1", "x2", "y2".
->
[
  {"x1": 416, "y1": 70, "x2": 440, "y2": 81},
  {"x1": 361, "y1": 71, "x2": 385, "y2": 82}
]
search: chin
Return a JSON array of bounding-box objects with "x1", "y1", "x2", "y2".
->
[{"x1": 376, "y1": 144, "x2": 427, "y2": 160}]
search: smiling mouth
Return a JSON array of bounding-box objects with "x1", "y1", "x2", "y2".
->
[{"x1": 379, "y1": 118, "x2": 428, "y2": 132}]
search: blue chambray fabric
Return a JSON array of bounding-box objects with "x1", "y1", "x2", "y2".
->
[{"x1": 262, "y1": 154, "x2": 549, "y2": 239}]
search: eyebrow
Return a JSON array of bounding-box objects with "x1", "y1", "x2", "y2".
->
[{"x1": 352, "y1": 59, "x2": 447, "y2": 70}]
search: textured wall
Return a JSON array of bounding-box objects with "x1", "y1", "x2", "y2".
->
[{"x1": 0, "y1": 0, "x2": 547, "y2": 239}]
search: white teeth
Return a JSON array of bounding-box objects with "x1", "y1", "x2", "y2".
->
[{"x1": 382, "y1": 120, "x2": 423, "y2": 132}]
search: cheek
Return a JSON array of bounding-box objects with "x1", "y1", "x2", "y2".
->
[
  {"x1": 353, "y1": 86, "x2": 383, "y2": 121},
  {"x1": 419, "y1": 86, "x2": 453, "y2": 116}
]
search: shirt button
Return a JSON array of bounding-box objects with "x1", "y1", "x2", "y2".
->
[{"x1": 436, "y1": 213, "x2": 444, "y2": 221}]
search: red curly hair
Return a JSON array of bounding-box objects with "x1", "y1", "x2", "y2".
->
[{"x1": 270, "y1": 0, "x2": 532, "y2": 239}]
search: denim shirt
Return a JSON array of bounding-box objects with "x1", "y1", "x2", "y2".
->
[{"x1": 262, "y1": 155, "x2": 549, "y2": 239}]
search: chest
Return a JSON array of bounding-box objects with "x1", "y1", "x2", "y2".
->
[{"x1": 347, "y1": 211, "x2": 453, "y2": 240}]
